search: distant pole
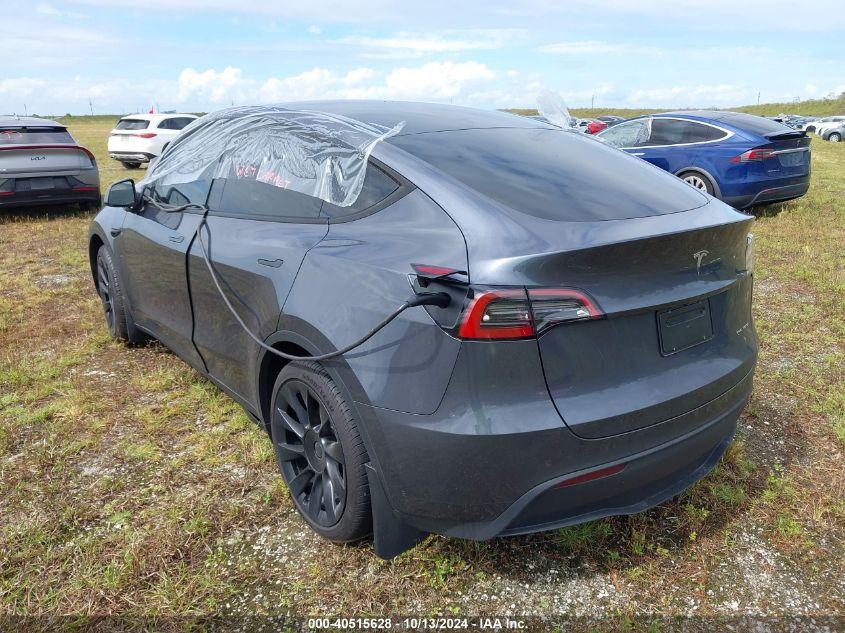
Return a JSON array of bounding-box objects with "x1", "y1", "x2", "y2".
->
[
  {"x1": 23, "y1": 103, "x2": 27, "y2": 116},
  {"x1": 89, "y1": 98, "x2": 94, "y2": 116},
  {"x1": 591, "y1": 93, "x2": 595, "y2": 109},
  {"x1": 757, "y1": 91, "x2": 760, "y2": 105}
]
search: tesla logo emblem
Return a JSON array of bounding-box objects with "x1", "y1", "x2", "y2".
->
[
  {"x1": 693, "y1": 250, "x2": 709, "y2": 275},
  {"x1": 31, "y1": 155, "x2": 46, "y2": 161}
]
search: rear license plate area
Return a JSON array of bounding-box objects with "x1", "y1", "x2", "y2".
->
[
  {"x1": 777, "y1": 151, "x2": 806, "y2": 167},
  {"x1": 657, "y1": 299, "x2": 713, "y2": 356},
  {"x1": 16, "y1": 177, "x2": 69, "y2": 192}
]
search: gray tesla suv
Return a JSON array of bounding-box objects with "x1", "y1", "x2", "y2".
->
[
  {"x1": 0, "y1": 116, "x2": 100, "y2": 209},
  {"x1": 88, "y1": 101, "x2": 758, "y2": 558}
]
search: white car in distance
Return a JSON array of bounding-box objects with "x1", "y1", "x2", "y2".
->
[
  {"x1": 803, "y1": 115, "x2": 845, "y2": 135},
  {"x1": 107, "y1": 113, "x2": 198, "y2": 169}
]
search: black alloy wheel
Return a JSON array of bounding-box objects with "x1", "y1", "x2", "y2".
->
[
  {"x1": 270, "y1": 360, "x2": 372, "y2": 542},
  {"x1": 97, "y1": 254, "x2": 116, "y2": 334},
  {"x1": 274, "y1": 378, "x2": 347, "y2": 527}
]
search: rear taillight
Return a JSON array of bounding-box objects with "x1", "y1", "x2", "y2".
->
[
  {"x1": 731, "y1": 147, "x2": 775, "y2": 163},
  {"x1": 456, "y1": 287, "x2": 603, "y2": 340},
  {"x1": 527, "y1": 288, "x2": 603, "y2": 335},
  {"x1": 131, "y1": 133, "x2": 157, "y2": 138}
]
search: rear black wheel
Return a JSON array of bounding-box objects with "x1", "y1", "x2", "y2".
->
[
  {"x1": 270, "y1": 361, "x2": 372, "y2": 542},
  {"x1": 679, "y1": 171, "x2": 715, "y2": 195},
  {"x1": 121, "y1": 161, "x2": 141, "y2": 169}
]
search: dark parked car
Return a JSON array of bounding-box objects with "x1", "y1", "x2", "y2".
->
[
  {"x1": 0, "y1": 116, "x2": 100, "y2": 209},
  {"x1": 597, "y1": 111, "x2": 811, "y2": 209},
  {"x1": 89, "y1": 102, "x2": 758, "y2": 558}
]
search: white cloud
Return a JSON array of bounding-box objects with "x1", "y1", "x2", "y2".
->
[
  {"x1": 307, "y1": 25, "x2": 322, "y2": 34},
  {"x1": 35, "y1": 3, "x2": 86, "y2": 18},
  {"x1": 335, "y1": 29, "x2": 524, "y2": 57},
  {"x1": 538, "y1": 40, "x2": 661, "y2": 55},
  {"x1": 177, "y1": 67, "x2": 246, "y2": 104}
]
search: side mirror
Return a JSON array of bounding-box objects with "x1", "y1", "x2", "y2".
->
[{"x1": 106, "y1": 179, "x2": 137, "y2": 208}]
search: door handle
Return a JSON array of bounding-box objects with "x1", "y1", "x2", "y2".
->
[
  {"x1": 632, "y1": 152, "x2": 646, "y2": 156},
  {"x1": 110, "y1": 228, "x2": 122, "y2": 237},
  {"x1": 169, "y1": 234, "x2": 185, "y2": 243},
  {"x1": 257, "y1": 258, "x2": 283, "y2": 268}
]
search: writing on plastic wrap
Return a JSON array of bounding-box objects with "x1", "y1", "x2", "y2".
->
[{"x1": 143, "y1": 105, "x2": 405, "y2": 207}]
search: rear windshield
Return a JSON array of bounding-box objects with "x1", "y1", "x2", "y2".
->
[
  {"x1": 0, "y1": 127, "x2": 74, "y2": 144},
  {"x1": 391, "y1": 128, "x2": 706, "y2": 221},
  {"x1": 115, "y1": 119, "x2": 150, "y2": 130}
]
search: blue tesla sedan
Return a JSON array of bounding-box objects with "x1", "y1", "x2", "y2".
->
[{"x1": 596, "y1": 111, "x2": 811, "y2": 209}]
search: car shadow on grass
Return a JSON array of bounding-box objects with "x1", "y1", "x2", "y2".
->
[{"x1": 0, "y1": 203, "x2": 97, "y2": 225}]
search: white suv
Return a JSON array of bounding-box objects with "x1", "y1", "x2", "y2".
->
[{"x1": 107, "y1": 113, "x2": 198, "y2": 168}]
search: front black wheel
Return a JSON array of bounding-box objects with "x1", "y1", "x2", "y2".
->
[
  {"x1": 270, "y1": 361, "x2": 371, "y2": 542},
  {"x1": 96, "y1": 246, "x2": 145, "y2": 343},
  {"x1": 121, "y1": 161, "x2": 141, "y2": 169},
  {"x1": 828, "y1": 132, "x2": 841, "y2": 143}
]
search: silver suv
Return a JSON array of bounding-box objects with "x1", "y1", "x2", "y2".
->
[{"x1": 0, "y1": 116, "x2": 100, "y2": 209}]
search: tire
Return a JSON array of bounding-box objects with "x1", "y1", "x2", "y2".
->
[
  {"x1": 829, "y1": 132, "x2": 841, "y2": 143},
  {"x1": 95, "y1": 246, "x2": 145, "y2": 343},
  {"x1": 121, "y1": 162, "x2": 141, "y2": 169},
  {"x1": 679, "y1": 171, "x2": 715, "y2": 195},
  {"x1": 270, "y1": 360, "x2": 372, "y2": 543}
]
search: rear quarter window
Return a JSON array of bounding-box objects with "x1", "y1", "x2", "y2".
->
[{"x1": 320, "y1": 163, "x2": 400, "y2": 219}]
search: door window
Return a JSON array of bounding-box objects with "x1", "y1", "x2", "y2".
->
[
  {"x1": 210, "y1": 177, "x2": 323, "y2": 221},
  {"x1": 596, "y1": 119, "x2": 651, "y2": 148}
]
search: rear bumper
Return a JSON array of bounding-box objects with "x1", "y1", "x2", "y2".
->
[
  {"x1": 0, "y1": 189, "x2": 101, "y2": 208},
  {"x1": 0, "y1": 173, "x2": 100, "y2": 208},
  {"x1": 724, "y1": 179, "x2": 810, "y2": 209},
  {"x1": 109, "y1": 152, "x2": 155, "y2": 163},
  {"x1": 360, "y1": 332, "x2": 754, "y2": 540}
]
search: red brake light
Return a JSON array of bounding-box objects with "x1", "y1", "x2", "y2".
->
[
  {"x1": 132, "y1": 133, "x2": 157, "y2": 138},
  {"x1": 457, "y1": 289, "x2": 533, "y2": 340},
  {"x1": 412, "y1": 263, "x2": 461, "y2": 278},
  {"x1": 731, "y1": 147, "x2": 775, "y2": 163},
  {"x1": 457, "y1": 287, "x2": 603, "y2": 340}
]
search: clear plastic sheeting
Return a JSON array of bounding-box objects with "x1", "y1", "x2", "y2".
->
[
  {"x1": 536, "y1": 90, "x2": 575, "y2": 130},
  {"x1": 144, "y1": 105, "x2": 405, "y2": 207}
]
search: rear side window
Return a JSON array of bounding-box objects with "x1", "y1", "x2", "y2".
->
[
  {"x1": 157, "y1": 117, "x2": 195, "y2": 130},
  {"x1": 0, "y1": 127, "x2": 74, "y2": 144},
  {"x1": 211, "y1": 178, "x2": 323, "y2": 221},
  {"x1": 647, "y1": 119, "x2": 727, "y2": 145},
  {"x1": 115, "y1": 119, "x2": 150, "y2": 130},
  {"x1": 320, "y1": 164, "x2": 400, "y2": 219}
]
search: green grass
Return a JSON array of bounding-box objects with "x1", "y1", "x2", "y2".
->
[
  {"x1": 0, "y1": 114, "x2": 844, "y2": 624},
  {"x1": 507, "y1": 92, "x2": 845, "y2": 119}
]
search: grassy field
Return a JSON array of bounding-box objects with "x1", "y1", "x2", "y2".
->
[
  {"x1": 507, "y1": 92, "x2": 845, "y2": 120},
  {"x1": 0, "y1": 116, "x2": 843, "y2": 629}
]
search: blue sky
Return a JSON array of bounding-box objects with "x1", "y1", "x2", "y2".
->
[{"x1": 2, "y1": 0, "x2": 843, "y2": 115}]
